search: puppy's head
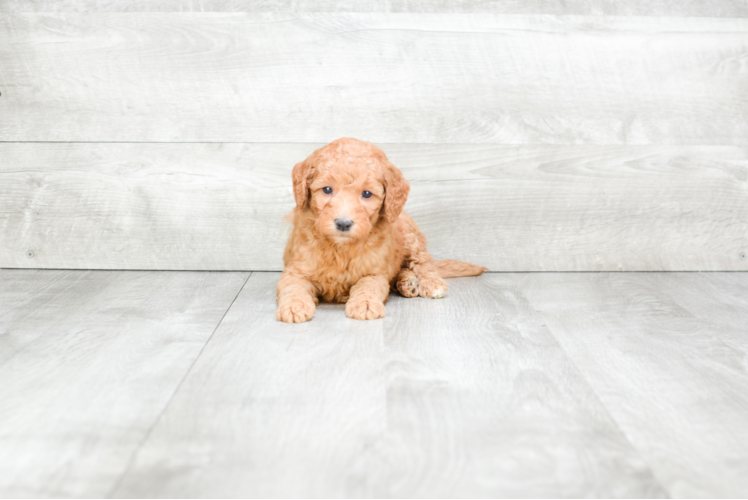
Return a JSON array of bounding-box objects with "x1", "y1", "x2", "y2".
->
[{"x1": 292, "y1": 138, "x2": 410, "y2": 244}]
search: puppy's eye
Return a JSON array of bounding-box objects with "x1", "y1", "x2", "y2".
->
[
  {"x1": 322, "y1": 187, "x2": 333, "y2": 194},
  {"x1": 362, "y1": 190, "x2": 372, "y2": 198}
]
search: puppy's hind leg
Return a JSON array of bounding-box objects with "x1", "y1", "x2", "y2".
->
[
  {"x1": 413, "y1": 260, "x2": 448, "y2": 299},
  {"x1": 396, "y1": 268, "x2": 419, "y2": 298},
  {"x1": 398, "y1": 213, "x2": 447, "y2": 298}
]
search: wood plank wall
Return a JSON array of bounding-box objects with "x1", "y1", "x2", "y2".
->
[{"x1": 1, "y1": 2, "x2": 747, "y2": 271}]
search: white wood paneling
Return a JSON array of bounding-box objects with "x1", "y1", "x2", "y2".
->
[
  {"x1": 112, "y1": 272, "x2": 666, "y2": 497},
  {"x1": 1, "y1": 14, "x2": 747, "y2": 143},
  {"x1": 4, "y1": 0, "x2": 748, "y2": 16},
  {"x1": 0, "y1": 269, "x2": 248, "y2": 497},
  {"x1": 2, "y1": 143, "x2": 746, "y2": 271},
  {"x1": 521, "y1": 272, "x2": 748, "y2": 497}
]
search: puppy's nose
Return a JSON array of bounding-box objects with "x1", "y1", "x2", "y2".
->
[{"x1": 335, "y1": 219, "x2": 353, "y2": 232}]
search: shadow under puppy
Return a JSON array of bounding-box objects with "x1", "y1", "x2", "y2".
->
[{"x1": 277, "y1": 137, "x2": 487, "y2": 322}]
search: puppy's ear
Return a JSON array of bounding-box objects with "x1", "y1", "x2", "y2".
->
[
  {"x1": 382, "y1": 158, "x2": 410, "y2": 223},
  {"x1": 292, "y1": 159, "x2": 314, "y2": 209}
]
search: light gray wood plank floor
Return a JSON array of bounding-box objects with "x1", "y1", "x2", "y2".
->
[
  {"x1": 519, "y1": 272, "x2": 748, "y2": 497},
  {"x1": 0, "y1": 270, "x2": 249, "y2": 497},
  {"x1": 1, "y1": 270, "x2": 747, "y2": 497}
]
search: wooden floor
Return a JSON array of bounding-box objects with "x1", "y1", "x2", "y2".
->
[{"x1": 1, "y1": 270, "x2": 747, "y2": 498}]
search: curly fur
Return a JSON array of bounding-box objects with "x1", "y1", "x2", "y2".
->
[{"x1": 276, "y1": 137, "x2": 487, "y2": 322}]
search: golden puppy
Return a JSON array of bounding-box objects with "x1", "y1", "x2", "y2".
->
[{"x1": 276, "y1": 137, "x2": 487, "y2": 322}]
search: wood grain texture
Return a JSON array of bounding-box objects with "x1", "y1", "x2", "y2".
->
[
  {"x1": 645, "y1": 273, "x2": 748, "y2": 354},
  {"x1": 367, "y1": 274, "x2": 666, "y2": 497},
  {"x1": 520, "y1": 272, "x2": 748, "y2": 498},
  {"x1": 4, "y1": 0, "x2": 748, "y2": 16},
  {"x1": 111, "y1": 272, "x2": 389, "y2": 498},
  {"x1": 0, "y1": 269, "x2": 248, "y2": 497},
  {"x1": 2, "y1": 270, "x2": 747, "y2": 497},
  {"x1": 2, "y1": 143, "x2": 746, "y2": 271},
  {"x1": 1, "y1": 13, "x2": 747, "y2": 144},
  {"x1": 112, "y1": 272, "x2": 666, "y2": 497}
]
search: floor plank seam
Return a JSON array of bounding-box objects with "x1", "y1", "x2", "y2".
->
[
  {"x1": 103, "y1": 271, "x2": 252, "y2": 498},
  {"x1": 535, "y1": 314, "x2": 674, "y2": 498}
]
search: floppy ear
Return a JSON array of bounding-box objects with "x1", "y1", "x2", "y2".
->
[
  {"x1": 382, "y1": 158, "x2": 410, "y2": 223},
  {"x1": 292, "y1": 159, "x2": 314, "y2": 209}
]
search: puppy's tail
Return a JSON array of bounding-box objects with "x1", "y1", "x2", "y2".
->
[{"x1": 434, "y1": 259, "x2": 488, "y2": 279}]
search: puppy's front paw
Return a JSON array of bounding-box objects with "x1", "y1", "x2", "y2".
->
[
  {"x1": 346, "y1": 297, "x2": 386, "y2": 320},
  {"x1": 418, "y1": 276, "x2": 448, "y2": 299},
  {"x1": 276, "y1": 298, "x2": 316, "y2": 323}
]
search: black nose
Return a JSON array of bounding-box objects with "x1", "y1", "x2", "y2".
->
[{"x1": 335, "y1": 219, "x2": 353, "y2": 232}]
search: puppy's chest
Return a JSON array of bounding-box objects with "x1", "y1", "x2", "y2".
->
[
  {"x1": 310, "y1": 252, "x2": 391, "y2": 303},
  {"x1": 313, "y1": 271, "x2": 357, "y2": 303}
]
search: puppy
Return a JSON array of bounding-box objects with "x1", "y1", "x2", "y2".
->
[{"x1": 276, "y1": 137, "x2": 487, "y2": 323}]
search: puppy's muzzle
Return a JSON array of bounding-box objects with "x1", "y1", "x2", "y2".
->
[{"x1": 335, "y1": 218, "x2": 353, "y2": 232}]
